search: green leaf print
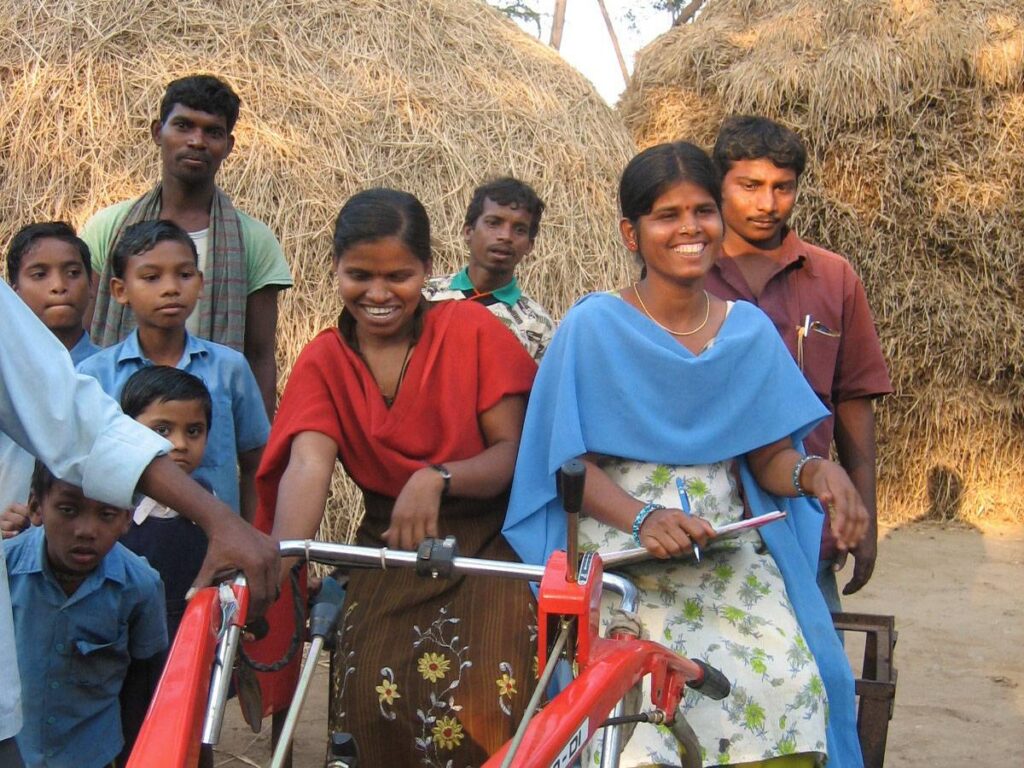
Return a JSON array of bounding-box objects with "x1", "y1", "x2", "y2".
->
[
  {"x1": 743, "y1": 701, "x2": 767, "y2": 734},
  {"x1": 738, "y1": 573, "x2": 770, "y2": 607},
  {"x1": 775, "y1": 735, "x2": 797, "y2": 755},
  {"x1": 750, "y1": 648, "x2": 769, "y2": 677},
  {"x1": 686, "y1": 477, "x2": 709, "y2": 499},
  {"x1": 682, "y1": 597, "x2": 703, "y2": 628},
  {"x1": 650, "y1": 465, "x2": 672, "y2": 487},
  {"x1": 789, "y1": 674, "x2": 826, "y2": 714},
  {"x1": 786, "y1": 634, "x2": 812, "y2": 672}
]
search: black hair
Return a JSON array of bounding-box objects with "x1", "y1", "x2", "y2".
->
[
  {"x1": 6, "y1": 221, "x2": 92, "y2": 284},
  {"x1": 619, "y1": 141, "x2": 722, "y2": 222},
  {"x1": 29, "y1": 460, "x2": 59, "y2": 502},
  {"x1": 464, "y1": 177, "x2": 545, "y2": 241},
  {"x1": 712, "y1": 115, "x2": 807, "y2": 179},
  {"x1": 111, "y1": 219, "x2": 198, "y2": 279},
  {"x1": 120, "y1": 366, "x2": 213, "y2": 428},
  {"x1": 159, "y1": 75, "x2": 241, "y2": 133},
  {"x1": 332, "y1": 188, "x2": 431, "y2": 265}
]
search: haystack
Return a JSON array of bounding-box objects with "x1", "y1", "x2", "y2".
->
[
  {"x1": 620, "y1": 0, "x2": 1024, "y2": 522},
  {"x1": 0, "y1": 0, "x2": 637, "y2": 541}
]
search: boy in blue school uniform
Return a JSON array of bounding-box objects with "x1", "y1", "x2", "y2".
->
[
  {"x1": 0, "y1": 223, "x2": 102, "y2": 533},
  {"x1": 77, "y1": 219, "x2": 269, "y2": 521},
  {"x1": 5, "y1": 461, "x2": 167, "y2": 768}
]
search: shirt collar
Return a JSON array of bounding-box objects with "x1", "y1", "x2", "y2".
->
[
  {"x1": 117, "y1": 329, "x2": 208, "y2": 367},
  {"x1": 449, "y1": 267, "x2": 523, "y2": 305}
]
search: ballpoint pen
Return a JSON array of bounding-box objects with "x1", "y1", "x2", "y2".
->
[{"x1": 675, "y1": 476, "x2": 700, "y2": 562}]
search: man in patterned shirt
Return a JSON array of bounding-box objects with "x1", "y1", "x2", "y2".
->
[{"x1": 424, "y1": 178, "x2": 554, "y2": 361}]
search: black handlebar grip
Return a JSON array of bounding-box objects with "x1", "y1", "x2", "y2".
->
[
  {"x1": 558, "y1": 459, "x2": 587, "y2": 515},
  {"x1": 687, "y1": 658, "x2": 731, "y2": 700}
]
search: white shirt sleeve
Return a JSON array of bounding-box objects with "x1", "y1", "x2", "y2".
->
[{"x1": 0, "y1": 281, "x2": 170, "y2": 508}]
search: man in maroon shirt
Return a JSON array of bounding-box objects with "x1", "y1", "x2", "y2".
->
[{"x1": 706, "y1": 115, "x2": 892, "y2": 610}]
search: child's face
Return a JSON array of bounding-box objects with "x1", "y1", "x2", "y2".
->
[
  {"x1": 111, "y1": 240, "x2": 202, "y2": 331},
  {"x1": 14, "y1": 238, "x2": 92, "y2": 335},
  {"x1": 136, "y1": 398, "x2": 208, "y2": 475},
  {"x1": 30, "y1": 480, "x2": 130, "y2": 580}
]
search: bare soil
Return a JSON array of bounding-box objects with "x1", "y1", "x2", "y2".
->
[{"x1": 212, "y1": 521, "x2": 1024, "y2": 767}]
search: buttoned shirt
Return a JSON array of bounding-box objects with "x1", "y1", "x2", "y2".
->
[
  {"x1": 7, "y1": 525, "x2": 166, "y2": 767},
  {"x1": 705, "y1": 230, "x2": 892, "y2": 558},
  {"x1": 0, "y1": 280, "x2": 170, "y2": 740},
  {"x1": 77, "y1": 331, "x2": 270, "y2": 512},
  {"x1": 424, "y1": 268, "x2": 556, "y2": 361}
]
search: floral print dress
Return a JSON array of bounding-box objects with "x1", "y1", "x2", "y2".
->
[{"x1": 579, "y1": 458, "x2": 828, "y2": 767}]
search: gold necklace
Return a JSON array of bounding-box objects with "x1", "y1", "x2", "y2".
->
[{"x1": 633, "y1": 284, "x2": 711, "y2": 337}]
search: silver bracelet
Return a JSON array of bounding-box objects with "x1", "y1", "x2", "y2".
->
[{"x1": 792, "y1": 454, "x2": 825, "y2": 496}]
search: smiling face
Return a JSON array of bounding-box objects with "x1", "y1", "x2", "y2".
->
[
  {"x1": 153, "y1": 104, "x2": 234, "y2": 187},
  {"x1": 30, "y1": 480, "x2": 130, "y2": 586},
  {"x1": 335, "y1": 236, "x2": 429, "y2": 343},
  {"x1": 111, "y1": 240, "x2": 202, "y2": 332},
  {"x1": 464, "y1": 198, "x2": 534, "y2": 289},
  {"x1": 13, "y1": 238, "x2": 91, "y2": 340},
  {"x1": 720, "y1": 158, "x2": 798, "y2": 250},
  {"x1": 135, "y1": 398, "x2": 208, "y2": 475},
  {"x1": 621, "y1": 180, "x2": 724, "y2": 285}
]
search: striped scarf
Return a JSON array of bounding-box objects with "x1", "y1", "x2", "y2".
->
[{"x1": 91, "y1": 185, "x2": 247, "y2": 350}]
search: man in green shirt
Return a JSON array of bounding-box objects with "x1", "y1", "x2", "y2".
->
[
  {"x1": 83, "y1": 75, "x2": 292, "y2": 416},
  {"x1": 424, "y1": 177, "x2": 554, "y2": 361}
]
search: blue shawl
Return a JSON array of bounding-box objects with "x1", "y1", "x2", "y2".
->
[{"x1": 504, "y1": 292, "x2": 863, "y2": 767}]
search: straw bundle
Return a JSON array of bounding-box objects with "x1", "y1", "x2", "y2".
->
[
  {"x1": 0, "y1": 0, "x2": 637, "y2": 541},
  {"x1": 620, "y1": 0, "x2": 1024, "y2": 522}
]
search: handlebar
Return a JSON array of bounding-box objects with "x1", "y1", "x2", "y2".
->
[{"x1": 277, "y1": 539, "x2": 639, "y2": 613}]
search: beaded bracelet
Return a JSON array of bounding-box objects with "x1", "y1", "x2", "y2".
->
[
  {"x1": 632, "y1": 502, "x2": 665, "y2": 547},
  {"x1": 792, "y1": 454, "x2": 825, "y2": 496}
]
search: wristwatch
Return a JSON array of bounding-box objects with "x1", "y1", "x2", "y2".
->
[{"x1": 429, "y1": 464, "x2": 452, "y2": 496}]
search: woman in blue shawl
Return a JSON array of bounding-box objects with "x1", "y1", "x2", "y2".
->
[{"x1": 504, "y1": 142, "x2": 867, "y2": 768}]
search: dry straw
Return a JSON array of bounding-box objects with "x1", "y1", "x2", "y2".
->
[
  {"x1": 621, "y1": 0, "x2": 1024, "y2": 522},
  {"x1": 0, "y1": 0, "x2": 638, "y2": 542}
]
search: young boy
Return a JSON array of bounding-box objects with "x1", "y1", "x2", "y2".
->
[
  {"x1": 1, "y1": 223, "x2": 102, "y2": 533},
  {"x1": 77, "y1": 219, "x2": 270, "y2": 520},
  {"x1": 423, "y1": 177, "x2": 555, "y2": 361},
  {"x1": 116, "y1": 366, "x2": 212, "y2": 759},
  {"x1": 5, "y1": 462, "x2": 166, "y2": 768},
  {"x1": 705, "y1": 115, "x2": 892, "y2": 607}
]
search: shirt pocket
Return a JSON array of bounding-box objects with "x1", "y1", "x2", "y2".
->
[
  {"x1": 72, "y1": 626, "x2": 130, "y2": 690},
  {"x1": 800, "y1": 325, "x2": 842, "y2": 400}
]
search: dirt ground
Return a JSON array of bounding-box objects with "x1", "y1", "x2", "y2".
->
[{"x1": 211, "y1": 521, "x2": 1024, "y2": 767}]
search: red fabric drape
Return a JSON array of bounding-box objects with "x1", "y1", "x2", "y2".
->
[{"x1": 246, "y1": 301, "x2": 536, "y2": 714}]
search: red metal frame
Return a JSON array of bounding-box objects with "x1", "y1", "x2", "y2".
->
[
  {"x1": 127, "y1": 582, "x2": 249, "y2": 768},
  {"x1": 129, "y1": 553, "x2": 702, "y2": 768}
]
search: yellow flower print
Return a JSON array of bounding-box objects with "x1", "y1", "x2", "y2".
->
[
  {"x1": 432, "y1": 715, "x2": 465, "y2": 750},
  {"x1": 375, "y1": 678, "x2": 400, "y2": 705},
  {"x1": 496, "y1": 672, "x2": 517, "y2": 697},
  {"x1": 417, "y1": 651, "x2": 451, "y2": 683}
]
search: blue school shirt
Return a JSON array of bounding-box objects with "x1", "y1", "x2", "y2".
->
[
  {"x1": 0, "y1": 281, "x2": 171, "y2": 742},
  {"x1": 77, "y1": 330, "x2": 270, "y2": 512},
  {"x1": 6, "y1": 525, "x2": 167, "y2": 767}
]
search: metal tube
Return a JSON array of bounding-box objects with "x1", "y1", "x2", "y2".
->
[
  {"x1": 270, "y1": 636, "x2": 326, "y2": 768},
  {"x1": 201, "y1": 622, "x2": 242, "y2": 745},
  {"x1": 500, "y1": 620, "x2": 572, "y2": 768}
]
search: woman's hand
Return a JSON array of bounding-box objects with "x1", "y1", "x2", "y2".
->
[
  {"x1": 801, "y1": 459, "x2": 870, "y2": 551},
  {"x1": 383, "y1": 467, "x2": 444, "y2": 550},
  {"x1": 637, "y1": 507, "x2": 715, "y2": 559}
]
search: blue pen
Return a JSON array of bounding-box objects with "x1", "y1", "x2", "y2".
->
[{"x1": 675, "y1": 476, "x2": 701, "y2": 562}]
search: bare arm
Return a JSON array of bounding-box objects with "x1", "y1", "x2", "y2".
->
[
  {"x1": 578, "y1": 455, "x2": 713, "y2": 559},
  {"x1": 747, "y1": 437, "x2": 870, "y2": 551},
  {"x1": 833, "y1": 397, "x2": 878, "y2": 594},
  {"x1": 237, "y1": 446, "x2": 264, "y2": 524},
  {"x1": 269, "y1": 430, "x2": 339, "y2": 582},
  {"x1": 244, "y1": 287, "x2": 281, "y2": 418},
  {"x1": 383, "y1": 395, "x2": 527, "y2": 551},
  {"x1": 136, "y1": 454, "x2": 280, "y2": 617}
]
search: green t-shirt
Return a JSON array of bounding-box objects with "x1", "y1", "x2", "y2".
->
[{"x1": 80, "y1": 198, "x2": 293, "y2": 294}]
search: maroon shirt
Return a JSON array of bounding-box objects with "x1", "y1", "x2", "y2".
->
[{"x1": 706, "y1": 229, "x2": 892, "y2": 558}]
